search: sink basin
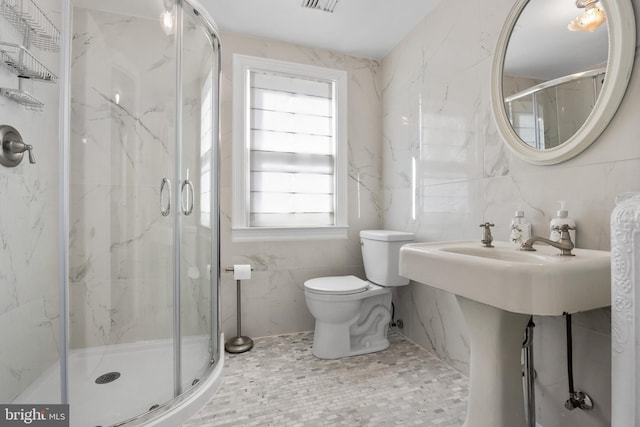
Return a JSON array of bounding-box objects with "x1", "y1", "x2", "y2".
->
[
  {"x1": 399, "y1": 240, "x2": 611, "y2": 427},
  {"x1": 400, "y1": 240, "x2": 611, "y2": 315}
]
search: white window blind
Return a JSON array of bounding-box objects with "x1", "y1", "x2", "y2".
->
[
  {"x1": 232, "y1": 54, "x2": 348, "y2": 241},
  {"x1": 248, "y1": 71, "x2": 336, "y2": 227}
]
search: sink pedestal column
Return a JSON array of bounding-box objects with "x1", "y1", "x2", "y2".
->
[{"x1": 457, "y1": 296, "x2": 529, "y2": 427}]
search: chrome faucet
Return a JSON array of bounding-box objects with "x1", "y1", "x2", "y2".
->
[
  {"x1": 479, "y1": 222, "x2": 494, "y2": 248},
  {"x1": 519, "y1": 224, "x2": 576, "y2": 256}
]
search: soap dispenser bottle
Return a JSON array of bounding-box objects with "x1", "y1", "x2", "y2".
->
[
  {"x1": 510, "y1": 209, "x2": 532, "y2": 245},
  {"x1": 550, "y1": 201, "x2": 576, "y2": 245}
]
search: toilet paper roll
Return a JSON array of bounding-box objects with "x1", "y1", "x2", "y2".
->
[{"x1": 233, "y1": 264, "x2": 252, "y2": 280}]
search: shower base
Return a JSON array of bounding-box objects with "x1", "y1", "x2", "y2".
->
[{"x1": 14, "y1": 334, "x2": 223, "y2": 427}]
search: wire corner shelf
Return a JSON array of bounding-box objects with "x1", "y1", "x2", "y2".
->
[
  {"x1": 0, "y1": 41, "x2": 57, "y2": 82},
  {"x1": 0, "y1": 0, "x2": 60, "y2": 52},
  {"x1": 0, "y1": 87, "x2": 44, "y2": 111}
]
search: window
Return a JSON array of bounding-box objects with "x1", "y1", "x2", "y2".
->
[{"x1": 232, "y1": 55, "x2": 348, "y2": 241}]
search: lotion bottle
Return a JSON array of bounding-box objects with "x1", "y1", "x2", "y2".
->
[
  {"x1": 510, "y1": 209, "x2": 532, "y2": 245},
  {"x1": 549, "y1": 201, "x2": 576, "y2": 245}
]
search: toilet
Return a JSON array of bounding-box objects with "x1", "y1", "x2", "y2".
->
[{"x1": 304, "y1": 230, "x2": 415, "y2": 359}]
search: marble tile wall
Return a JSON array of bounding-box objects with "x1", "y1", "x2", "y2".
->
[
  {"x1": 381, "y1": 0, "x2": 640, "y2": 426},
  {"x1": 217, "y1": 33, "x2": 383, "y2": 339},
  {"x1": 0, "y1": 0, "x2": 61, "y2": 403}
]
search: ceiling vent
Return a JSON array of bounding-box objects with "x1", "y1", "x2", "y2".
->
[{"x1": 301, "y1": 0, "x2": 339, "y2": 13}]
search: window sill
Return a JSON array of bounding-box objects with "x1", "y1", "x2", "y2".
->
[{"x1": 231, "y1": 226, "x2": 349, "y2": 242}]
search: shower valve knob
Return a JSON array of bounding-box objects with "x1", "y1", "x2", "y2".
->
[
  {"x1": 6, "y1": 140, "x2": 35, "y2": 163},
  {"x1": 0, "y1": 125, "x2": 35, "y2": 167}
]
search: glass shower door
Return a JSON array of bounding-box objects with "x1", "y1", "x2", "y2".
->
[
  {"x1": 68, "y1": 1, "x2": 176, "y2": 424},
  {"x1": 178, "y1": 3, "x2": 219, "y2": 392}
]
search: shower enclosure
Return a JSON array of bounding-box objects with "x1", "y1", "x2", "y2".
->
[
  {"x1": 0, "y1": 0, "x2": 222, "y2": 425},
  {"x1": 503, "y1": 67, "x2": 605, "y2": 150}
]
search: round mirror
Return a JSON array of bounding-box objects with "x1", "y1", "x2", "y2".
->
[{"x1": 491, "y1": 0, "x2": 635, "y2": 165}]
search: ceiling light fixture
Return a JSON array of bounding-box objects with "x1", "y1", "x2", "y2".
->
[
  {"x1": 568, "y1": 0, "x2": 606, "y2": 32},
  {"x1": 301, "y1": 0, "x2": 339, "y2": 13}
]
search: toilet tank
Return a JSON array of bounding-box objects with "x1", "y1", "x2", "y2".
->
[{"x1": 360, "y1": 230, "x2": 415, "y2": 286}]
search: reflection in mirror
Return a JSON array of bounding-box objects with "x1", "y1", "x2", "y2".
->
[
  {"x1": 502, "y1": 0, "x2": 608, "y2": 150},
  {"x1": 491, "y1": 0, "x2": 635, "y2": 165}
]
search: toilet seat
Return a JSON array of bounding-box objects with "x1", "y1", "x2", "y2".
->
[{"x1": 304, "y1": 275, "x2": 369, "y2": 295}]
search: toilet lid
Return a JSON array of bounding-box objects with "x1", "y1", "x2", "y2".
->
[{"x1": 304, "y1": 275, "x2": 369, "y2": 295}]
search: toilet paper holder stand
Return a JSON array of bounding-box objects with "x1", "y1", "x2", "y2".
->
[{"x1": 224, "y1": 266, "x2": 254, "y2": 354}]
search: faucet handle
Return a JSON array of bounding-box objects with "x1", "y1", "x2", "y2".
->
[
  {"x1": 6, "y1": 140, "x2": 35, "y2": 164},
  {"x1": 552, "y1": 224, "x2": 576, "y2": 255},
  {"x1": 479, "y1": 222, "x2": 494, "y2": 248},
  {"x1": 552, "y1": 224, "x2": 575, "y2": 232},
  {"x1": 552, "y1": 224, "x2": 575, "y2": 243},
  {"x1": 551, "y1": 224, "x2": 575, "y2": 249}
]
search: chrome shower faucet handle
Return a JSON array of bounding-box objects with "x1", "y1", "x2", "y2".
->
[{"x1": 0, "y1": 125, "x2": 35, "y2": 167}]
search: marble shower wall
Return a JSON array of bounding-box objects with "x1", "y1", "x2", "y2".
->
[
  {"x1": 0, "y1": 0, "x2": 61, "y2": 403},
  {"x1": 382, "y1": 0, "x2": 640, "y2": 426},
  {"x1": 217, "y1": 33, "x2": 383, "y2": 339}
]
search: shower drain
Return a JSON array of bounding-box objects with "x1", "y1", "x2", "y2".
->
[{"x1": 95, "y1": 372, "x2": 121, "y2": 384}]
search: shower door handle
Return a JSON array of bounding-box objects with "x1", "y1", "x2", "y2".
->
[
  {"x1": 181, "y1": 178, "x2": 194, "y2": 216},
  {"x1": 160, "y1": 178, "x2": 171, "y2": 216}
]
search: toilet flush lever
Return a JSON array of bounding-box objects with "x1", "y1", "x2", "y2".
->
[{"x1": 0, "y1": 125, "x2": 35, "y2": 167}]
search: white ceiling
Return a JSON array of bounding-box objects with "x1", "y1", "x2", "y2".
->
[
  {"x1": 196, "y1": 0, "x2": 609, "y2": 80},
  {"x1": 75, "y1": 0, "x2": 609, "y2": 79},
  {"x1": 198, "y1": 0, "x2": 443, "y2": 60},
  {"x1": 504, "y1": 0, "x2": 608, "y2": 80}
]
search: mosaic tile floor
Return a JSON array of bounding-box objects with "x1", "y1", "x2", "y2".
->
[{"x1": 183, "y1": 330, "x2": 468, "y2": 426}]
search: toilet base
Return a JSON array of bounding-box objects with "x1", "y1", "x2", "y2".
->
[
  {"x1": 348, "y1": 337, "x2": 390, "y2": 358},
  {"x1": 311, "y1": 319, "x2": 390, "y2": 359},
  {"x1": 304, "y1": 279, "x2": 394, "y2": 360},
  {"x1": 310, "y1": 291, "x2": 393, "y2": 359}
]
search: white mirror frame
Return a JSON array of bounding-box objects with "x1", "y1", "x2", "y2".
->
[{"x1": 491, "y1": 0, "x2": 636, "y2": 165}]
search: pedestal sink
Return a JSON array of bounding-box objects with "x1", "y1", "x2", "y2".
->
[{"x1": 399, "y1": 240, "x2": 611, "y2": 427}]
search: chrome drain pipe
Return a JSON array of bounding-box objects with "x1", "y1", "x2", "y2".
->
[{"x1": 523, "y1": 317, "x2": 536, "y2": 427}]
